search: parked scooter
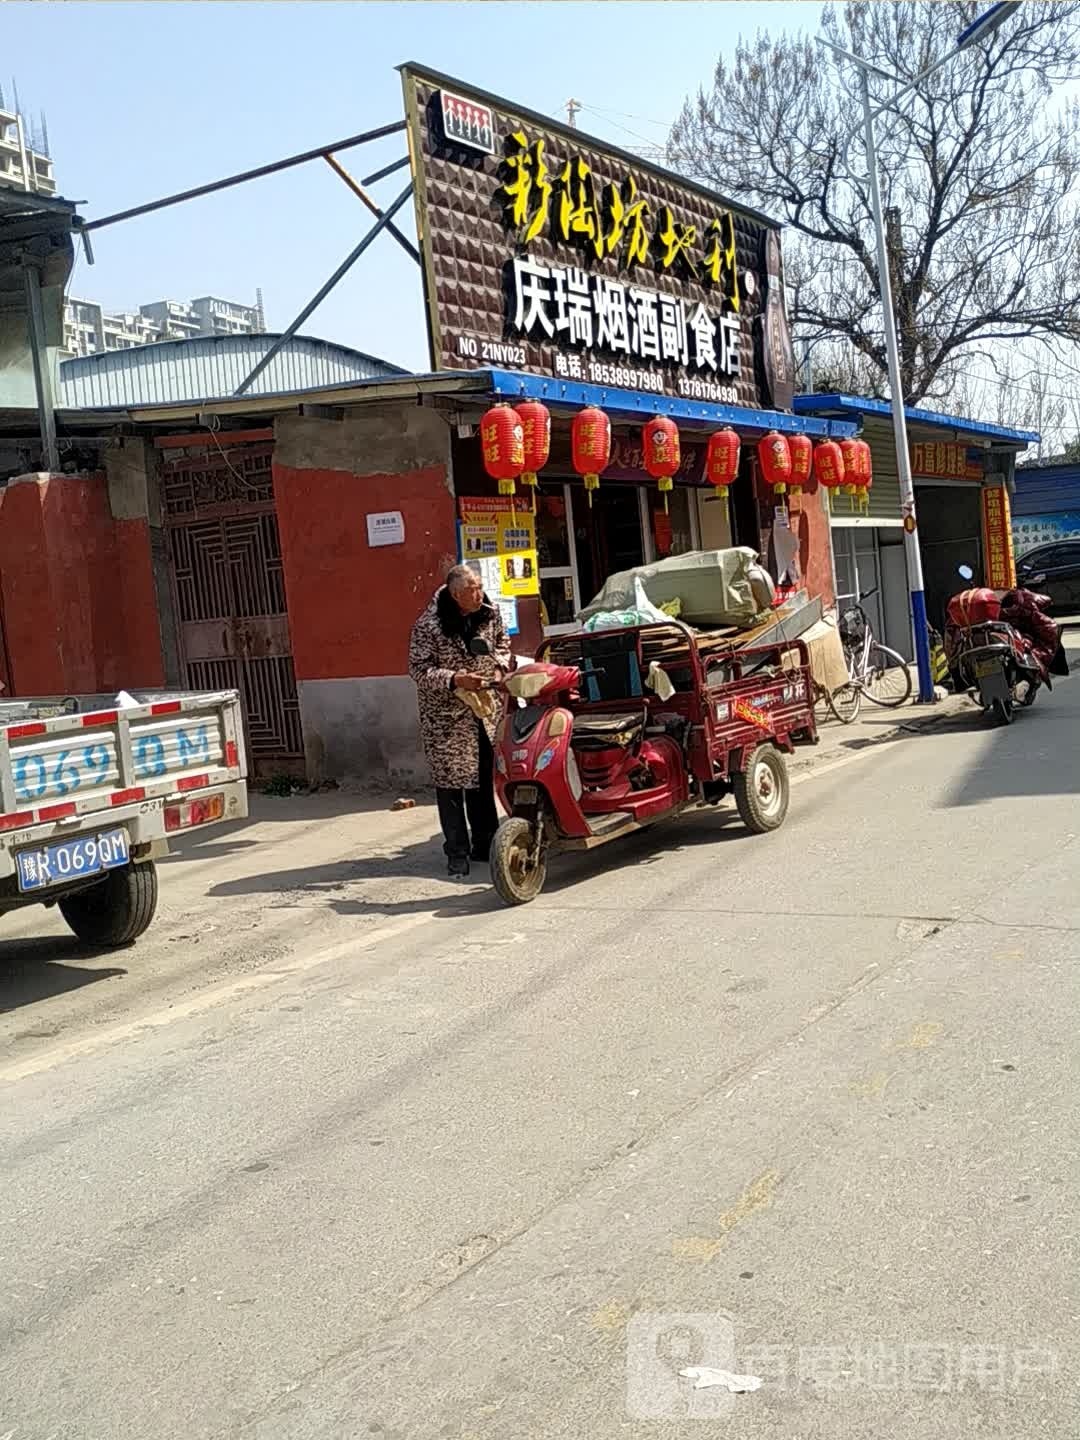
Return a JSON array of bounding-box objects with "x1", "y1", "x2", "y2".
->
[{"x1": 944, "y1": 564, "x2": 1067, "y2": 724}]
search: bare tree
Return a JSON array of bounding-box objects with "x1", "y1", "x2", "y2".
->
[{"x1": 670, "y1": 1, "x2": 1080, "y2": 405}]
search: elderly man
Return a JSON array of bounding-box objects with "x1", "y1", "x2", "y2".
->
[{"x1": 409, "y1": 565, "x2": 511, "y2": 878}]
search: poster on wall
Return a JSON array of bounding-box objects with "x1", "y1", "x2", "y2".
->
[
  {"x1": 1012, "y1": 509, "x2": 1080, "y2": 553},
  {"x1": 401, "y1": 63, "x2": 793, "y2": 410},
  {"x1": 981, "y1": 484, "x2": 1016, "y2": 589},
  {"x1": 458, "y1": 496, "x2": 540, "y2": 636}
]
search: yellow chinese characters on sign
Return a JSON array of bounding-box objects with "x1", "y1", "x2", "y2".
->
[
  {"x1": 981, "y1": 484, "x2": 1016, "y2": 590},
  {"x1": 911, "y1": 442, "x2": 984, "y2": 481},
  {"x1": 458, "y1": 497, "x2": 539, "y2": 598}
]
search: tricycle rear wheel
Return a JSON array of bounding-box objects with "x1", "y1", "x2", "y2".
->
[
  {"x1": 490, "y1": 818, "x2": 547, "y2": 905},
  {"x1": 734, "y1": 745, "x2": 789, "y2": 834}
]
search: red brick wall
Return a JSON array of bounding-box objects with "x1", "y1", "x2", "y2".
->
[
  {"x1": 0, "y1": 473, "x2": 164, "y2": 696},
  {"x1": 272, "y1": 461, "x2": 457, "y2": 680}
]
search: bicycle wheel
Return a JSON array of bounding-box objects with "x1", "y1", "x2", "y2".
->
[
  {"x1": 865, "y1": 644, "x2": 914, "y2": 707},
  {"x1": 827, "y1": 682, "x2": 862, "y2": 724}
]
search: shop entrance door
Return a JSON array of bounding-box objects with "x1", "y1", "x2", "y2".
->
[
  {"x1": 536, "y1": 482, "x2": 650, "y2": 635},
  {"x1": 160, "y1": 439, "x2": 303, "y2": 774},
  {"x1": 833, "y1": 527, "x2": 885, "y2": 643}
]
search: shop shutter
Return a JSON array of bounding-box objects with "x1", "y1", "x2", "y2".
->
[{"x1": 828, "y1": 417, "x2": 902, "y2": 524}]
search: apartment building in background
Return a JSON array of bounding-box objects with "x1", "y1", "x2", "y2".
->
[
  {"x1": 62, "y1": 292, "x2": 266, "y2": 358},
  {"x1": 0, "y1": 94, "x2": 56, "y2": 197}
]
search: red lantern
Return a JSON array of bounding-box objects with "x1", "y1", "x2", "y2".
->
[
  {"x1": 642, "y1": 415, "x2": 681, "y2": 510},
  {"x1": 788, "y1": 433, "x2": 813, "y2": 496},
  {"x1": 848, "y1": 438, "x2": 873, "y2": 511},
  {"x1": 571, "y1": 406, "x2": 611, "y2": 506},
  {"x1": 757, "y1": 431, "x2": 793, "y2": 496},
  {"x1": 813, "y1": 440, "x2": 846, "y2": 509},
  {"x1": 515, "y1": 400, "x2": 550, "y2": 503},
  {"x1": 706, "y1": 429, "x2": 740, "y2": 502},
  {"x1": 839, "y1": 438, "x2": 861, "y2": 496},
  {"x1": 480, "y1": 404, "x2": 525, "y2": 496}
]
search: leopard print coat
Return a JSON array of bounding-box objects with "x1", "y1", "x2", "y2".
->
[{"x1": 408, "y1": 587, "x2": 510, "y2": 790}]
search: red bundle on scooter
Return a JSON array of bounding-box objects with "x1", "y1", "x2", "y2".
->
[{"x1": 946, "y1": 588, "x2": 1001, "y2": 628}]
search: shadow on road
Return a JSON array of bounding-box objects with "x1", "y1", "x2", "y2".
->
[
  {"x1": 207, "y1": 804, "x2": 750, "y2": 918},
  {"x1": 942, "y1": 694, "x2": 1079, "y2": 806},
  {"x1": 0, "y1": 938, "x2": 126, "y2": 1016}
]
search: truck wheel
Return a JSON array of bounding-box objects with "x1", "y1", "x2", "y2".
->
[
  {"x1": 59, "y1": 861, "x2": 159, "y2": 947},
  {"x1": 734, "y1": 744, "x2": 789, "y2": 834},
  {"x1": 490, "y1": 818, "x2": 547, "y2": 905}
]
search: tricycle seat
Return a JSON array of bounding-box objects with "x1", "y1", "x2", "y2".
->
[{"x1": 571, "y1": 712, "x2": 645, "y2": 746}]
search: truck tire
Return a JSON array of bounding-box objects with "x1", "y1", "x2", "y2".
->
[
  {"x1": 59, "y1": 861, "x2": 159, "y2": 947},
  {"x1": 734, "y1": 744, "x2": 789, "y2": 834},
  {"x1": 490, "y1": 818, "x2": 547, "y2": 905}
]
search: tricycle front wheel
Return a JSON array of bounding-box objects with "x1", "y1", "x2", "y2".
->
[
  {"x1": 734, "y1": 744, "x2": 790, "y2": 834},
  {"x1": 490, "y1": 817, "x2": 547, "y2": 905}
]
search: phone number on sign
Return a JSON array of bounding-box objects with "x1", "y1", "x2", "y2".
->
[
  {"x1": 678, "y1": 376, "x2": 738, "y2": 403},
  {"x1": 586, "y1": 360, "x2": 665, "y2": 393}
]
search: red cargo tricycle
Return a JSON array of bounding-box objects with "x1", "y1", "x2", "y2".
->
[{"x1": 486, "y1": 620, "x2": 818, "y2": 905}]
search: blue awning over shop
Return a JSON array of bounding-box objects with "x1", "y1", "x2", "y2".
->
[
  {"x1": 793, "y1": 393, "x2": 1038, "y2": 449},
  {"x1": 487, "y1": 369, "x2": 858, "y2": 439}
]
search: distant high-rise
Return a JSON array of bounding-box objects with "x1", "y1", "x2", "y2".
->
[
  {"x1": 62, "y1": 293, "x2": 266, "y2": 359},
  {"x1": 0, "y1": 87, "x2": 56, "y2": 197}
]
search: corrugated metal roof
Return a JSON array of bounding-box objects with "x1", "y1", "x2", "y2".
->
[
  {"x1": 57, "y1": 332, "x2": 404, "y2": 408},
  {"x1": 1012, "y1": 461, "x2": 1080, "y2": 515},
  {"x1": 794, "y1": 393, "x2": 1039, "y2": 448}
]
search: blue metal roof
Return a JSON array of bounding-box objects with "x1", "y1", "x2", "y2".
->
[
  {"x1": 793, "y1": 393, "x2": 1039, "y2": 447},
  {"x1": 488, "y1": 369, "x2": 858, "y2": 438},
  {"x1": 1012, "y1": 461, "x2": 1080, "y2": 516}
]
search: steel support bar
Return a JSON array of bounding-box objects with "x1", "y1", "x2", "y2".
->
[
  {"x1": 23, "y1": 264, "x2": 59, "y2": 472},
  {"x1": 233, "y1": 181, "x2": 414, "y2": 397},
  {"x1": 323, "y1": 155, "x2": 420, "y2": 265},
  {"x1": 84, "y1": 120, "x2": 407, "y2": 232},
  {"x1": 359, "y1": 154, "x2": 412, "y2": 188}
]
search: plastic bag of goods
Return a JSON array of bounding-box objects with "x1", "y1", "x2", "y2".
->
[
  {"x1": 580, "y1": 549, "x2": 765, "y2": 628},
  {"x1": 582, "y1": 577, "x2": 671, "y2": 631}
]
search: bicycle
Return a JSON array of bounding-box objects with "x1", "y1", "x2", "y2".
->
[{"x1": 827, "y1": 589, "x2": 914, "y2": 723}]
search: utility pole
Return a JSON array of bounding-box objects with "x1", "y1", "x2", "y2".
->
[{"x1": 565, "y1": 98, "x2": 581, "y2": 129}]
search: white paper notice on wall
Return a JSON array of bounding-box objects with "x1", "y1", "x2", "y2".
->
[{"x1": 366, "y1": 511, "x2": 405, "y2": 548}]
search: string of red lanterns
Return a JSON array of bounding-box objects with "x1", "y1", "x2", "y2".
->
[{"x1": 478, "y1": 402, "x2": 850, "y2": 522}]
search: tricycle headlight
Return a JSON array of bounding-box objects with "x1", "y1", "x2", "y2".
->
[{"x1": 566, "y1": 748, "x2": 583, "y2": 801}]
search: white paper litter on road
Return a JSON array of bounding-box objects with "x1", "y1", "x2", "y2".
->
[{"x1": 680, "y1": 1367, "x2": 763, "y2": 1393}]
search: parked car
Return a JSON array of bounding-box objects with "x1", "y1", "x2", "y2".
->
[{"x1": 1015, "y1": 539, "x2": 1080, "y2": 615}]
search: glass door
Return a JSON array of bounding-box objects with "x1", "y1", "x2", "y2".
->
[{"x1": 536, "y1": 485, "x2": 582, "y2": 635}]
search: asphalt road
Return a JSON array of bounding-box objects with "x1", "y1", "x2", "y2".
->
[{"x1": 1, "y1": 650, "x2": 1077, "y2": 1440}]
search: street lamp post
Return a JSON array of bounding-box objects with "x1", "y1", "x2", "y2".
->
[{"x1": 819, "y1": 2, "x2": 1023, "y2": 703}]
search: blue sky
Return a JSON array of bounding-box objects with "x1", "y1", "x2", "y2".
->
[{"x1": 4, "y1": 1, "x2": 824, "y2": 369}]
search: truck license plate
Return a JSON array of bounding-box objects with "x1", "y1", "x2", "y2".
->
[{"x1": 16, "y1": 828, "x2": 130, "y2": 893}]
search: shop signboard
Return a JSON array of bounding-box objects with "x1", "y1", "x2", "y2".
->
[
  {"x1": 981, "y1": 484, "x2": 1016, "y2": 589},
  {"x1": 911, "y1": 442, "x2": 984, "y2": 481},
  {"x1": 1012, "y1": 509, "x2": 1080, "y2": 554},
  {"x1": 401, "y1": 64, "x2": 795, "y2": 411}
]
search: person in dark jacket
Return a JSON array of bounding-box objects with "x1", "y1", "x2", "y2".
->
[{"x1": 408, "y1": 566, "x2": 510, "y2": 878}]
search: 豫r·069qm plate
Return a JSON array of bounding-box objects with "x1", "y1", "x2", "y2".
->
[{"x1": 15, "y1": 828, "x2": 130, "y2": 893}]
